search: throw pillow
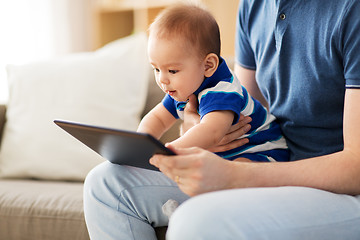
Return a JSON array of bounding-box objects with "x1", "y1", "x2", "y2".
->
[{"x1": 0, "y1": 32, "x2": 149, "y2": 181}]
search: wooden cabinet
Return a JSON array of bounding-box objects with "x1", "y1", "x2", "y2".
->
[
  {"x1": 202, "y1": 0, "x2": 239, "y2": 58},
  {"x1": 92, "y1": 0, "x2": 239, "y2": 58}
]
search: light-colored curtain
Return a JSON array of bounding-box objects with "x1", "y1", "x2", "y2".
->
[{"x1": 0, "y1": 0, "x2": 94, "y2": 103}]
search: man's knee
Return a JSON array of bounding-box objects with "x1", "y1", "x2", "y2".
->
[
  {"x1": 166, "y1": 193, "x2": 230, "y2": 240},
  {"x1": 84, "y1": 161, "x2": 111, "y2": 194},
  {"x1": 83, "y1": 161, "x2": 132, "y2": 207}
]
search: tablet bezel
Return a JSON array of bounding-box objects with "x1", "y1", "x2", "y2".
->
[{"x1": 54, "y1": 119, "x2": 175, "y2": 171}]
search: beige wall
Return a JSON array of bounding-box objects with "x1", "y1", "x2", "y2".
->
[
  {"x1": 202, "y1": 0, "x2": 239, "y2": 58},
  {"x1": 92, "y1": 0, "x2": 239, "y2": 58}
]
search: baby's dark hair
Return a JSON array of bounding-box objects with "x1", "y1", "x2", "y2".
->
[{"x1": 149, "y1": 3, "x2": 221, "y2": 59}]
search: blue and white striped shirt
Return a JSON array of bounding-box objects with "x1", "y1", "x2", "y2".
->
[{"x1": 162, "y1": 58, "x2": 289, "y2": 162}]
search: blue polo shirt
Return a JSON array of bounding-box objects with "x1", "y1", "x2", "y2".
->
[{"x1": 235, "y1": 0, "x2": 360, "y2": 160}]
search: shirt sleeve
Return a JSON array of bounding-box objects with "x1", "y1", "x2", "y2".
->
[
  {"x1": 235, "y1": 0, "x2": 256, "y2": 70},
  {"x1": 198, "y1": 90, "x2": 244, "y2": 125},
  {"x1": 161, "y1": 94, "x2": 179, "y2": 119},
  {"x1": 343, "y1": 1, "x2": 360, "y2": 89}
]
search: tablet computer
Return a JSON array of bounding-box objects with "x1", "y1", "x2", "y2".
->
[{"x1": 54, "y1": 119, "x2": 175, "y2": 171}]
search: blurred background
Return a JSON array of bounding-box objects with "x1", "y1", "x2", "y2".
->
[{"x1": 0, "y1": 0, "x2": 239, "y2": 104}]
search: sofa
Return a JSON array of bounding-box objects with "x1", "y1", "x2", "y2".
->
[{"x1": 0, "y1": 33, "x2": 178, "y2": 240}]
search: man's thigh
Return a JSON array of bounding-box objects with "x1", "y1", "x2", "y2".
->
[{"x1": 168, "y1": 186, "x2": 360, "y2": 240}]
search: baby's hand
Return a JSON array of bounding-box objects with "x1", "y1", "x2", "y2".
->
[{"x1": 165, "y1": 142, "x2": 175, "y2": 151}]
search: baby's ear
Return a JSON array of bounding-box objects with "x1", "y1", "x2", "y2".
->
[{"x1": 204, "y1": 53, "x2": 219, "y2": 78}]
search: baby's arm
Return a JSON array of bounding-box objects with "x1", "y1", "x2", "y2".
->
[
  {"x1": 169, "y1": 110, "x2": 234, "y2": 149},
  {"x1": 137, "y1": 103, "x2": 177, "y2": 139}
]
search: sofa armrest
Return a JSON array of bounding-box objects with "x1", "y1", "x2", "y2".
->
[{"x1": 0, "y1": 104, "x2": 6, "y2": 146}]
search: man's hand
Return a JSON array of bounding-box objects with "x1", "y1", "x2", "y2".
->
[
  {"x1": 180, "y1": 94, "x2": 200, "y2": 135},
  {"x1": 208, "y1": 115, "x2": 251, "y2": 152},
  {"x1": 150, "y1": 146, "x2": 236, "y2": 196}
]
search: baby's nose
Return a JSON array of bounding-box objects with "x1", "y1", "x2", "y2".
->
[{"x1": 159, "y1": 73, "x2": 170, "y2": 84}]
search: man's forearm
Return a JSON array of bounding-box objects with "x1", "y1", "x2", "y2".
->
[{"x1": 229, "y1": 150, "x2": 360, "y2": 195}]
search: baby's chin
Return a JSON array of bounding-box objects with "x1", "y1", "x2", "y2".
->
[
  {"x1": 167, "y1": 92, "x2": 188, "y2": 102},
  {"x1": 172, "y1": 96, "x2": 188, "y2": 102}
]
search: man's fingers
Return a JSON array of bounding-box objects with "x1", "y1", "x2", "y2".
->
[
  {"x1": 181, "y1": 94, "x2": 200, "y2": 135},
  {"x1": 209, "y1": 138, "x2": 249, "y2": 152},
  {"x1": 219, "y1": 124, "x2": 251, "y2": 146},
  {"x1": 151, "y1": 147, "x2": 203, "y2": 170},
  {"x1": 228, "y1": 116, "x2": 252, "y2": 133},
  {"x1": 184, "y1": 94, "x2": 198, "y2": 113},
  {"x1": 171, "y1": 146, "x2": 202, "y2": 155}
]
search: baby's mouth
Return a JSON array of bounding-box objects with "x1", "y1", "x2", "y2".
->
[{"x1": 166, "y1": 90, "x2": 176, "y2": 96}]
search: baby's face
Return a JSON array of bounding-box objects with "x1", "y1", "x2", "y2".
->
[{"x1": 148, "y1": 35, "x2": 206, "y2": 102}]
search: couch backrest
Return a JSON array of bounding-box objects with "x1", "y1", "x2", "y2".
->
[
  {"x1": 0, "y1": 105, "x2": 6, "y2": 146},
  {"x1": 0, "y1": 75, "x2": 180, "y2": 149}
]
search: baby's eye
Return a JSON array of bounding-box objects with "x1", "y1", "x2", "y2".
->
[
  {"x1": 153, "y1": 68, "x2": 160, "y2": 73},
  {"x1": 169, "y1": 70, "x2": 178, "y2": 74}
]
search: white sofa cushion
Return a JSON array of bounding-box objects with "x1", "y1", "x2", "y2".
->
[{"x1": 0, "y1": 32, "x2": 149, "y2": 181}]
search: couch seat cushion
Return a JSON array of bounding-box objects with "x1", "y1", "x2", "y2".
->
[{"x1": 0, "y1": 179, "x2": 89, "y2": 240}]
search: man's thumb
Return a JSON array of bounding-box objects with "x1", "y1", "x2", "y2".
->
[{"x1": 185, "y1": 94, "x2": 198, "y2": 113}]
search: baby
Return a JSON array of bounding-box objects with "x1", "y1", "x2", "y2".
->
[{"x1": 137, "y1": 3, "x2": 289, "y2": 163}]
